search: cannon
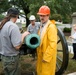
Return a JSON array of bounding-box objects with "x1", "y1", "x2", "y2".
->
[
  {"x1": 20, "y1": 28, "x2": 69, "y2": 75},
  {"x1": 56, "y1": 28, "x2": 69, "y2": 75},
  {"x1": 20, "y1": 34, "x2": 40, "y2": 55}
]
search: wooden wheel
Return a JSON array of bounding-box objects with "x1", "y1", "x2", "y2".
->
[{"x1": 56, "y1": 28, "x2": 69, "y2": 75}]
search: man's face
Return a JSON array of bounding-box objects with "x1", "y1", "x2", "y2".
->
[
  {"x1": 39, "y1": 15, "x2": 49, "y2": 24},
  {"x1": 30, "y1": 20, "x2": 35, "y2": 25}
]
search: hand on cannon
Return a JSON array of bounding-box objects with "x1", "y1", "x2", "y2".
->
[{"x1": 20, "y1": 34, "x2": 40, "y2": 55}]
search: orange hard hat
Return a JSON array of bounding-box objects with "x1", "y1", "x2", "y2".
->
[{"x1": 37, "y1": 5, "x2": 50, "y2": 15}]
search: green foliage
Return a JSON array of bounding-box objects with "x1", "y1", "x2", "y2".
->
[
  {"x1": 50, "y1": 14, "x2": 62, "y2": 21},
  {"x1": 63, "y1": 15, "x2": 72, "y2": 23},
  {"x1": 0, "y1": 14, "x2": 5, "y2": 21},
  {"x1": 63, "y1": 19, "x2": 71, "y2": 24},
  {"x1": 68, "y1": 0, "x2": 76, "y2": 12},
  {"x1": 0, "y1": 0, "x2": 11, "y2": 13},
  {"x1": 0, "y1": 0, "x2": 76, "y2": 24},
  {"x1": 63, "y1": 27, "x2": 71, "y2": 33}
]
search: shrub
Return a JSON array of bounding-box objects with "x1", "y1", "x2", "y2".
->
[
  {"x1": 50, "y1": 14, "x2": 62, "y2": 22},
  {"x1": 63, "y1": 27, "x2": 71, "y2": 33}
]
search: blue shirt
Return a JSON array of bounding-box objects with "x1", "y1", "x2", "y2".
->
[{"x1": 27, "y1": 22, "x2": 40, "y2": 34}]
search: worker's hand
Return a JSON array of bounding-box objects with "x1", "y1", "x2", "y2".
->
[
  {"x1": 69, "y1": 36, "x2": 72, "y2": 38},
  {"x1": 69, "y1": 36, "x2": 73, "y2": 39},
  {"x1": 22, "y1": 31, "x2": 30, "y2": 37}
]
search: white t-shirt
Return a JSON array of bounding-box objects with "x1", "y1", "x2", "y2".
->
[{"x1": 72, "y1": 32, "x2": 76, "y2": 43}]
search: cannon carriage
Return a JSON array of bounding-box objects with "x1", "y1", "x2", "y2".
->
[{"x1": 20, "y1": 27, "x2": 69, "y2": 75}]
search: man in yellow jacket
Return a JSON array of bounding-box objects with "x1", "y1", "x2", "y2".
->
[{"x1": 37, "y1": 5, "x2": 57, "y2": 75}]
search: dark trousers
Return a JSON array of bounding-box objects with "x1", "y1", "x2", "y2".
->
[{"x1": 73, "y1": 43, "x2": 76, "y2": 58}]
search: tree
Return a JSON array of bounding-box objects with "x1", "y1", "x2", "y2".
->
[
  {"x1": 0, "y1": 0, "x2": 76, "y2": 25},
  {"x1": 50, "y1": 14, "x2": 62, "y2": 21},
  {"x1": 8, "y1": 0, "x2": 45, "y2": 26},
  {"x1": 68, "y1": 0, "x2": 76, "y2": 12},
  {"x1": 0, "y1": 14, "x2": 5, "y2": 21},
  {"x1": 0, "y1": 0, "x2": 11, "y2": 13}
]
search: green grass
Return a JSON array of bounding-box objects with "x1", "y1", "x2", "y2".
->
[
  {"x1": 22, "y1": 24, "x2": 26, "y2": 27},
  {"x1": 0, "y1": 62, "x2": 4, "y2": 75},
  {"x1": 20, "y1": 55, "x2": 36, "y2": 74},
  {"x1": 0, "y1": 53, "x2": 75, "y2": 75},
  {"x1": 0, "y1": 54, "x2": 75, "y2": 75},
  {"x1": 63, "y1": 53, "x2": 76, "y2": 74}
]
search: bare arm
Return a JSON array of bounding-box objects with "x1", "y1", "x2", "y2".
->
[{"x1": 15, "y1": 31, "x2": 30, "y2": 50}]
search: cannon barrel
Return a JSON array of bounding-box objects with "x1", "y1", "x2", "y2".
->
[
  {"x1": 24, "y1": 34, "x2": 40, "y2": 49},
  {"x1": 20, "y1": 34, "x2": 40, "y2": 55}
]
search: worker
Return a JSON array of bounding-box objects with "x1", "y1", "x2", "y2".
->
[
  {"x1": 0, "y1": 8, "x2": 29, "y2": 75},
  {"x1": 27, "y1": 15, "x2": 40, "y2": 60},
  {"x1": 36, "y1": 5, "x2": 57, "y2": 75}
]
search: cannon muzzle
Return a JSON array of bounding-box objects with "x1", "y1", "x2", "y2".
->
[
  {"x1": 20, "y1": 34, "x2": 40, "y2": 55},
  {"x1": 24, "y1": 34, "x2": 40, "y2": 49}
]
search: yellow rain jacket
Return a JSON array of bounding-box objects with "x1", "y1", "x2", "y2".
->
[{"x1": 37, "y1": 20, "x2": 57, "y2": 75}]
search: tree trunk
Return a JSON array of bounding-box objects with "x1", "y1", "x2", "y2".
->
[{"x1": 26, "y1": 15, "x2": 30, "y2": 27}]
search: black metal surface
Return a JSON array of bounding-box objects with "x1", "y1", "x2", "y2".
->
[{"x1": 55, "y1": 28, "x2": 69, "y2": 75}]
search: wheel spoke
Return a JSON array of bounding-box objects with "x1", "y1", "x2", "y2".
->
[
  {"x1": 57, "y1": 56, "x2": 63, "y2": 62},
  {"x1": 57, "y1": 50, "x2": 63, "y2": 52},
  {"x1": 56, "y1": 62, "x2": 60, "y2": 70},
  {"x1": 57, "y1": 40, "x2": 61, "y2": 44}
]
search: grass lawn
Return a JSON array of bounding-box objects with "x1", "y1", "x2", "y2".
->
[
  {"x1": 0, "y1": 53, "x2": 75, "y2": 75},
  {"x1": 64, "y1": 54, "x2": 76, "y2": 75}
]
